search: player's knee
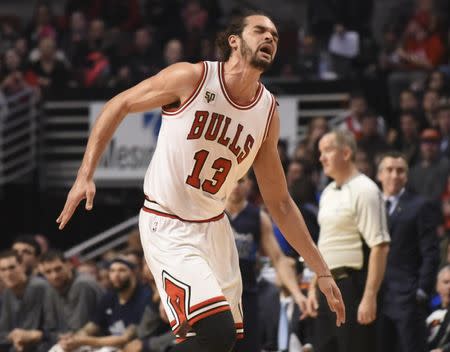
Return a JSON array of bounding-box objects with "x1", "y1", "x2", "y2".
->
[{"x1": 195, "y1": 310, "x2": 236, "y2": 352}]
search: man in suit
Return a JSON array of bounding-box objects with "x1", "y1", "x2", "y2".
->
[
  {"x1": 258, "y1": 258, "x2": 308, "y2": 352},
  {"x1": 377, "y1": 151, "x2": 440, "y2": 352}
]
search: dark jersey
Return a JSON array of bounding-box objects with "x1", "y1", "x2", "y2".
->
[
  {"x1": 93, "y1": 284, "x2": 152, "y2": 335},
  {"x1": 229, "y1": 203, "x2": 261, "y2": 293}
]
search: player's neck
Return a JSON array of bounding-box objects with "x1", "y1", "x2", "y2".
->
[
  {"x1": 223, "y1": 58, "x2": 262, "y2": 105},
  {"x1": 226, "y1": 199, "x2": 248, "y2": 217}
]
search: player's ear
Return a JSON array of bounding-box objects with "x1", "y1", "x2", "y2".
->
[{"x1": 228, "y1": 35, "x2": 239, "y2": 51}]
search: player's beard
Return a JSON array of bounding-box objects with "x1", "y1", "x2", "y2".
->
[{"x1": 240, "y1": 38, "x2": 272, "y2": 72}]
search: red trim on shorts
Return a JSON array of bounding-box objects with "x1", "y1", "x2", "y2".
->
[
  {"x1": 263, "y1": 94, "x2": 276, "y2": 142},
  {"x1": 190, "y1": 296, "x2": 227, "y2": 312},
  {"x1": 188, "y1": 305, "x2": 231, "y2": 326},
  {"x1": 162, "y1": 62, "x2": 208, "y2": 116},
  {"x1": 143, "y1": 196, "x2": 224, "y2": 223},
  {"x1": 218, "y1": 62, "x2": 263, "y2": 110}
]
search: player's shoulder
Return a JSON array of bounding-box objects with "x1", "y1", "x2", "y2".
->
[{"x1": 161, "y1": 61, "x2": 205, "y2": 82}]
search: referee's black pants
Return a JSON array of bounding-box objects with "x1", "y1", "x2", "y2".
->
[{"x1": 314, "y1": 269, "x2": 377, "y2": 352}]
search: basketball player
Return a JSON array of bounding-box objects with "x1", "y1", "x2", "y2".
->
[{"x1": 57, "y1": 11, "x2": 345, "y2": 352}]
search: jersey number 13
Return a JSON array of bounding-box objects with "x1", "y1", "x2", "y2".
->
[{"x1": 186, "y1": 149, "x2": 231, "y2": 194}]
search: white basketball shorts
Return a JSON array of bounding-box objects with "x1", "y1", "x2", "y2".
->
[{"x1": 139, "y1": 204, "x2": 244, "y2": 342}]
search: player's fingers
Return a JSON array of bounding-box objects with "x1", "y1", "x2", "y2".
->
[
  {"x1": 332, "y1": 286, "x2": 345, "y2": 326},
  {"x1": 58, "y1": 196, "x2": 80, "y2": 229},
  {"x1": 85, "y1": 188, "x2": 95, "y2": 210}
]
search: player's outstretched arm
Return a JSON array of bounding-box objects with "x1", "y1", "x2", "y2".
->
[
  {"x1": 252, "y1": 109, "x2": 345, "y2": 326},
  {"x1": 57, "y1": 62, "x2": 203, "y2": 229}
]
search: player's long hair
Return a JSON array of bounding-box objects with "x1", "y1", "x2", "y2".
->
[{"x1": 216, "y1": 9, "x2": 274, "y2": 61}]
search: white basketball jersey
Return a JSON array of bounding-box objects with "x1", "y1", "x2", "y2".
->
[{"x1": 143, "y1": 61, "x2": 275, "y2": 220}]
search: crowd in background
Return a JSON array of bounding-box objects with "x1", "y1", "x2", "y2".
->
[{"x1": 1, "y1": 0, "x2": 450, "y2": 351}]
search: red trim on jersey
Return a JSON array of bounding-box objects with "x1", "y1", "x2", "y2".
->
[
  {"x1": 143, "y1": 197, "x2": 224, "y2": 223},
  {"x1": 161, "y1": 62, "x2": 208, "y2": 116},
  {"x1": 190, "y1": 296, "x2": 227, "y2": 312},
  {"x1": 188, "y1": 305, "x2": 231, "y2": 326},
  {"x1": 263, "y1": 94, "x2": 276, "y2": 142},
  {"x1": 174, "y1": 323, "x2": 243, "y2": 343},
  {"x1": 218, "y1": 62, "x2": 263, "y2": 110}
]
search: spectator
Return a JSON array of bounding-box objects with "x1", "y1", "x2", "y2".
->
[
  {"x1": 438, "y1": 104, "x2": 450, "y2": 158},
  {"x1": 180, "y1": 0, "x2": 210, "y2": 62},
  {"x1": 77, "y1": 259, "x2": 99, "y2": 281},
  {"x1": 388, "y1": 17, "x2": 445, "y2": 107},
  {"x1": 302, "y1": 116, "x2": 329, "y2": 169},
  {"x1": 260, "y1": 256, "x2": 307, "y2": 351},
  {"x1": 26, "y1": 37, "x2": 70, "y2": 93},
  {"x1": 423, "y1": 89, "x2": 441, "y2": 128},
  {"x1": 50, "y1": 257, "x2": 151, "y2": 352},
  {"x1": 377, "y1": 28, "x2": 401, "y2": 73},
  {"x1": 142, "y1": 0, "x2": 183, "y2": 44},
  {"x1": 427, "y1": 265, "x2": 450, "y2": 351},
  {"x1": 98, "y1": 0, "x2": 141, "y2": 32},
  {"x1": 388, "y1": 110, "x2": 421, "y2": 166},
  {"x1": 123, "y1": 300, "x2": 175, "y2": 352},
  {"x1": 328, "y1": 23, "x2": 360, "y2": 78},
  {"x1": 162, "y1": 39, "x2": 184, "y2": 68},
  {"x1": 399, "y1": 89, "x2": 420, "y2": 113},
  {"x1": 38, "y1": 250, "x2": 103, "y2": 346},
  {"x1": 355, "y1": 149, "x2": 376, "y2": 180},
  {"x1": 357, "y1": 110, "x2": 389, "y2": 161},
  {"x1": 64, "y1": 0, "x2": 102, "y2": 21},
  {"x1": 297, "y1": 35, "x2": 320, "y2": 80},
  {"x1": 127, "y1": 27, "x2": 162, "y2": 82},
  {"x1": 97, "y1": 261, "x2": 112, "y2": 291},
  {"x1": 409, "y1": 128, "x2": 450, "y2": 200},
  {"x1": 0, "y1": 250, "x2": 50, "y2": 352},
  {"x1": 397, "y1": 18, "x2": 445, "y2": 70},
  {"x1": 82, "y1": 19, "x2": 112, "y2": 87},
  {"x1": 426, "y1": 70, "x2": 447, "y2": 94},
  {"x1": 286, "y1": 159, "x2": 304, "y2": 189},
  {"x1": 13, "y1": 37, "x2": 29, "y2": 61},
  {"x1": 0, "y1": 19, "x2": 19, "y2": 55},
  {"x1": 377, "y1": 151, "x2": 439, "y2": 352},
  {"x1": 1, "y1": 48, "x2": 29, "y2": 96},
  {"x1": 61, "y1": 11, "x2": 89, "y2": 77},
  {"x1": 34, "y1": 234, "x2": 49, "y2": 255},
  {"x1": 11, "y1": 235, "x2": 41, "y2": 275},
  {"x1": 339, "y1": 93, "x2": 386, "y2": 142},
  {"x1": 26, "y1": 2, "x2": 58, "y2": 47},
  {"x1": 226, "y1": 173, "x2": 308, "y2": 352}
]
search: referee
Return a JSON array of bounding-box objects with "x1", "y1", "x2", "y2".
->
[{"x1": 307, "y1": 130, "x2": 390, "y2": 352}]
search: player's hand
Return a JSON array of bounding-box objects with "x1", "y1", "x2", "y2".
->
[
  {"x1": 56, "y1": 175, "x2": 96, "y2": 229},
  {"x1": 357, "y1": 293, "x2": 376, "y2": 325},
  {"x1": 317, "y1": 276, "x2": 345, "y2": 326}
]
